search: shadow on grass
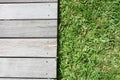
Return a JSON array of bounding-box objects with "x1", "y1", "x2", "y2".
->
[{"x1": 57, "y1": 0, "x2": 62, "y2": 80}]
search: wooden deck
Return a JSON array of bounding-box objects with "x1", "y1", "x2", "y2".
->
[{"x1": 0, "y1": 0, "x2": 57, "y2": 80}]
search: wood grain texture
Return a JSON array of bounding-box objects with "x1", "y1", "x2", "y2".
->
[
  {"x1": 0, "y1": 3, "x2": 57, "y2": 19},
  {"x1": 0, "y1": 58, "x2": 56, "y2": 78},
  {"x1": 0, "y1": 39, "x2": 57, "y2": 57},
  {"x1": 0, "y1": 0, "x2": 57, "y2": 2},
  {"x1": 0, "y1": 20, "x2": 57, "y2": 37},
  {"x1": 0, "y1": 78, "x2": 54, "y2": 80}
]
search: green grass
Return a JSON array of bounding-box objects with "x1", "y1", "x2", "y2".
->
[{"x1": 58, "y1": 0, "x2": 120, "y2": 80}]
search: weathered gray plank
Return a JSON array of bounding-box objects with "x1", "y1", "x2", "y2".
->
[
  {"x1": 0, "y1": 58, "x2": 56, "y2": 78},
  {"x1": 0, "y1": 78, "x2": 54, "y2": 80},
  {"x1": 0, "y1": 3, "x2": 57, "y2": 19},
  {"x1": 0, "y1": 0, "x2": 57, "y2": 2},
  {"x1": 0, "y1": 20, "x2": 57, "y2": 37},
  {"x1": 0, "y1": 39, "x2": 57, "y2": 57}
]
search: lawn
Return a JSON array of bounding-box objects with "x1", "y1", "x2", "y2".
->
[{"x1": 58, "y1": 0, "x2": 120, "y2": 80}]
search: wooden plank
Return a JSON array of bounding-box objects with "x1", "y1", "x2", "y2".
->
[
  {"x1": 0, "y1": 58, "x2": 56, "y2": 78},
  {"x1": 0, "y1": 20, "x2": 57, "y2": 37},
  {"x1": 0, "y1": 0, "x2": 57, "y2": 2},
  {"x1": 0, "y1": 78, "x2": 54, "y2": 80},
  {"x1": 0, "y1": 39, "x2": 57, "y2": 57},
  {"x1": 0, "y1": 3, "x2": 57, "y2": 19}
]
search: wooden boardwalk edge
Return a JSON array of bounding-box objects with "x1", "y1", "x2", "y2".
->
[{"x1": 0, "y1": 0, "x2": 57, "y2": 79}]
